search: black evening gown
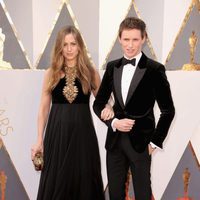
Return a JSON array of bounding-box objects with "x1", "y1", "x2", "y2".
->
[{"x1": 37, "y1": 77, "x2": 105, "y2": 200}]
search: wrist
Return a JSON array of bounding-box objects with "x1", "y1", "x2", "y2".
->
[
  {"x1": 113, "y1": 118, "x2": 119, "y2": 128},
  {"x1": 111, "y1": 118, "x2": 119, "y2": 131},
  {"x1": 37, "y1": 137, "x2": 43, "y2": 144}
]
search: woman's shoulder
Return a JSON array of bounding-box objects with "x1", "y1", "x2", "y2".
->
[
  {"x1": 44, "y1": 68, "x2": 52, "y2": 79},
  {"x1": 45, "y1": 68, "x2": 65, "y2": 79}
]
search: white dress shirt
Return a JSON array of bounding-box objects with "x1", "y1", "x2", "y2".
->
[{"x1": 121, "y1": 53, "x2": 141, "y2": 104}]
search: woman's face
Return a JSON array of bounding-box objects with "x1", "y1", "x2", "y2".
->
[{"x1": 62, "y1": 33, "x2": 79, "y2": 63}]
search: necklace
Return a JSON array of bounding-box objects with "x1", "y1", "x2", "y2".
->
[{"x1": 63, "y1": 66, "x2": 78, "y2": 103}]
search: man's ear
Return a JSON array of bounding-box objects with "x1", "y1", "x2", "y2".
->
[
  {"x1": 118, "y1": 36, "x2": 121, "y2": 44},
  {"x1": 142, "y1": 32, "x2": 147, "y2": 44},
  {"x1": 142, "y1": 35, "x2": 146, "y2": 44}
]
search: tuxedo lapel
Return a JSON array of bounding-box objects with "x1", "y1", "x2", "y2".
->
[
  {"x1": 113, "y1": 61, "x2": 125, "y2": 109},
  {"x1": 125, "y1": 53, "x2": 147, "y2": 106}
]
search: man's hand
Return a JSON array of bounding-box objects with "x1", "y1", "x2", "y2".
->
[
  {"x1": 113, "y1": 118, "x2": 135, "y2": 132},
  {"x1": 148, "y1": 144, "x2": 156, "y2": 155}
]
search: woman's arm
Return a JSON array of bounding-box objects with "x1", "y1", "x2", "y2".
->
[
  {"x1": 91, "y1": 69, "x2": 101, "y2": 97},
  {"x1": 31, "y1": 69, "x2": 52, "y2": 160}
]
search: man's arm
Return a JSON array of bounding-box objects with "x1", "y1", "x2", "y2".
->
[
  {"x1": 151, "y1": 64, "x2": 175, "y2": 148},
  {"x1": 93, "y1": 63, "x2": 114, "y2": 129}
]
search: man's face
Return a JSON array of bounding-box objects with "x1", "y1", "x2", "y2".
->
[{"x1": 119, "y1": 29, "x2": 145, "y2": 59}]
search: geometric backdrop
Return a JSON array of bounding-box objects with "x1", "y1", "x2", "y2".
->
[{"x1": 1, "y1": 0, "x2": 200, "y2": 199}]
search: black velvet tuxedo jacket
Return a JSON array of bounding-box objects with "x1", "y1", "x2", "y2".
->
[{"x1": 93, "y1": 52, "x2": 175, "y2": 153}]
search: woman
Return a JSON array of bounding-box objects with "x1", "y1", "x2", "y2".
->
[{"x1": 31, "y1": 26, "x2": 113, "y2": 200}]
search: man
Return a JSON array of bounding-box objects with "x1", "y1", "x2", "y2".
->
[{"x1": 93, "y1": 17, "x2": 175, "y2": 200}]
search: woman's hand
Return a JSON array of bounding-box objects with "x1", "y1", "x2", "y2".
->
[
  {"x1": 31, "y1": 141, "x2": 43, "y2": 161},
  {"x1": 101, "y1": 104, "x2": 114, "y2": 121}
]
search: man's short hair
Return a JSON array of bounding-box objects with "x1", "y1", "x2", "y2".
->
[{"x1": 118, "y1": 17, "x2": 147, "y2": 39}]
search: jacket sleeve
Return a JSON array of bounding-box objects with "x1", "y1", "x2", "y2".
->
[
  {"x1": 151, "y1": 65, "x2": 175, "y2": 148},
  {"x1": 93, "y1": 63, "x2": 114, "y2": 129}
]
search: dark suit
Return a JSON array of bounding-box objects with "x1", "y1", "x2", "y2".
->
[{"x1": 93, "y1": 52, "x2": 175, "y2": 200}]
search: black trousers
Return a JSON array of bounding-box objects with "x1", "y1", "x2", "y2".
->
[{"x1": 107, "y1": 134, "x2": 152, "y2": 200}]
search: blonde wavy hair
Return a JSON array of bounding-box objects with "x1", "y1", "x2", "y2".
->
[{"x1": 48, "y1": 26, "x2": 96, "y2": 94}]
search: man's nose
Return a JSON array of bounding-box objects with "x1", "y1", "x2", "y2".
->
[{"x1": 128, "y1": 41, "x2": 133, "y2": 48}]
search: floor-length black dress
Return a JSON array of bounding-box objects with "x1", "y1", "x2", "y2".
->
[{"x1": 37, "y1": 77, "x2": 105, "y2": 200}]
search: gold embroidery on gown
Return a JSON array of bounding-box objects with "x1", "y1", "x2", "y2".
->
[{"x1": 63, "y1": 66, "x2": 78, "y2": 103}]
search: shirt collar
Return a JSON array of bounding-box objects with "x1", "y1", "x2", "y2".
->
[{"x1": 124, "y1": 52, "x2": 142, "y2": 67}]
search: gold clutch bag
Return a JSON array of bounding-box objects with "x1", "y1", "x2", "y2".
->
[{"x1": 33, "y1": 152, "x2": 44, "y2": 171}]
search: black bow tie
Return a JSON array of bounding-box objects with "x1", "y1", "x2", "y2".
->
[{"x1": 122, "y1": 57, "x2": 136, "y2": 66}]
